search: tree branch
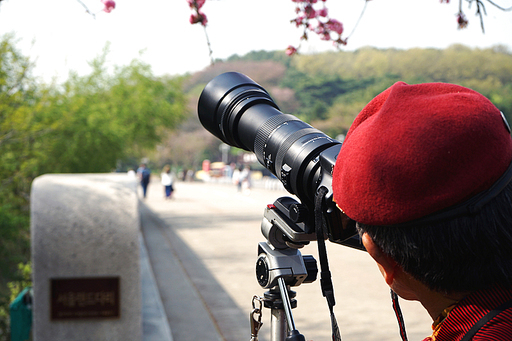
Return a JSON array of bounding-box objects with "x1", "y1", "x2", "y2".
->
[
  {"x1": 76, "y1": 0, "x2": 96, "y2": 19},
  {"x1": 347, "y1": 0, "x2": 370, "y2": 40},
  {"x1": 203, "y1": 25, "x2": 214, "y2": 65},
  {"x1": 484, "y1": 0, "x2": 512, "y2": 11}
]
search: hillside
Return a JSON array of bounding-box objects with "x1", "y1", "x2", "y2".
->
[{"x1": 157, "y1": 45, "x2": 512, "y2": 169}]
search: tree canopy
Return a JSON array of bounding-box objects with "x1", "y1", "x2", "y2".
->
[
  {"x1": 174, "y1": 44, "x2": 512, "y2": 167},
  {"x1": 0, "y1": 34, "x2": 186, "y2": 338}
]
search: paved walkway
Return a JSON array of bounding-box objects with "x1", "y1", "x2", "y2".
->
[{"x1": 140, "y1": 179, "x2": 433, "y2": 341}]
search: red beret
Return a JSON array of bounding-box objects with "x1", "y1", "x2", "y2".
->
[{"x1": 332, "y1": 82, "x2": 512, "y2": 226}]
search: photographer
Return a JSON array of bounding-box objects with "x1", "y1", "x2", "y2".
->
[{"x1": 331, "y1": 82, "x2": 512, "y2": 340}]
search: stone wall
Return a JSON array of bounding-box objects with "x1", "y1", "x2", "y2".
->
[{"x1": 31, "y1": 173, "x2": 141, "y2": 341}]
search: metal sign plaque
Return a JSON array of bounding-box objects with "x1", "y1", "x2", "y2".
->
[{"x1": 50, "y1": 277, "x2": 120, "y2": 320}]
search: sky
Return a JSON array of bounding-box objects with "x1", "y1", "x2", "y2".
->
[{"x1": 0, "y1": 0, "x2": 511, "y2": 83}]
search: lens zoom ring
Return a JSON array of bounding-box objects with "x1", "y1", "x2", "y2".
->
[
  {"x1": 254, "y1": 114, "x2": 301, "y2": 162},
  {"x1": 274, "y1": 128, "x2": 320, "y2": 173}
]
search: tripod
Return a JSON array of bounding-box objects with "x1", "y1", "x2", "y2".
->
[{"x1": 252, "y1": 197, "x2": 319, "y2": 341}]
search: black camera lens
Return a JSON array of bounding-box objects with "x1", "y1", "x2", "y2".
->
[{"x1": 198, "y1": 72, "x2": 340, "y2": 204}]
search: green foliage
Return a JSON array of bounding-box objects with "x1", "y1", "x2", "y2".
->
[
  {"x1": 0, "y1": 206, "x2": 29, "y2": 286},
  {"x1": 225, "y1": 50, "x2": 291, "y2": 66},
  {"x1": 0, "y1": 35, "x2": 186, "y2": 337},
  {"x1": 0, "y1": 306, "x2": 7, "y2": 341},
  {"x1": 7, "y1": 263, "x2": 31, "y2": 304},
  {"x1": 289, "y1": 45, "x2": 512, "y2": 87},
  {"x1": 181, "y1": 44, "x2": 512, "y2": 164},
  {"x1": 32, "y1": 56, "x2": 186, "y2": 174},
  {"x1": 280, "y1": 45, "x2": 512, "y2": 137},
  {"x1": 281, "y1": 67, "x2": 398, "y2": 123},
  {"x1": 0, "y1": 35, "x2": 36, "y2": 307},
  {"x1": 0, "y1": 263, "x2": 31, "y2": 341}
]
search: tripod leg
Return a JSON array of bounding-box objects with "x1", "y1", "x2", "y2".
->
[
  {"x1": 277, "y1": 278, "x2": 307, "y2": 341},
  {"x1": 270, "y1": 308, "x2": 287, "y2": 341},
  {"x1": 277, "y1": 277, "x2": 297, "y2": 332}
]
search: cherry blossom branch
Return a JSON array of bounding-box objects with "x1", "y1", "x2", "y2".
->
[
  {"x1": 187, "y1": 0, "x2": 512, "y2": 58},
  {"x1": 76, "y1": 0, "x2": 97, "y2": 18},
  {"x1": 346, "y1": 0, "x2": 370, "y2": 42},
  {"x1": 76, "y1": 0, "x2": 116, "y2": 19},
  {"x1": 202, "y1": 24, "x2": 214, "y2": 65},
  {"x1": 186, "y1": 0, "x2": 362, "y2": 57},
  {"x1": 475, "y1": 0, "x2": 487, "y2": 33},
  {"x1": 187, "y1": 0, "x2": 214, "y2": 64},
  {"x1": 286, "y1": 0, "x2": 348, "y2": 56},
  {"x1": 482, "y1": 0, "x2": 512, "y2": 11},
  {"x1": 444, "y1": 0, "x2": 512, "y2": 32}
]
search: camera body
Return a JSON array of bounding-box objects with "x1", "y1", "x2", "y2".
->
[{"x1": 198, "y1": 72, "x2": 360, "y2": 248}]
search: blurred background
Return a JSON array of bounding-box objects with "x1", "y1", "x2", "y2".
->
[{"x1": 1, "y1": 0, "x2": 511, "y2": 339}]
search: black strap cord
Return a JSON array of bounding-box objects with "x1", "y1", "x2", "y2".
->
[
  {"x1": 391, "y1": 289, "x2": 409, "y2": 341},
  {"x1": 315, "y1": 186, "x2": 342, "y2": 341}
]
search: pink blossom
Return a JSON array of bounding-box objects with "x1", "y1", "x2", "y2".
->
[
  {"x1": 327, "y1": 19, "x2": 343, "y2": 35},
  {"x1": 314, "y1": 23, "x2": 326, "y2": 34},
  {"x1": 317, "y1": 8, "x2": 328, "y2": 17},
  {"x1": 190, "y1": 12, "x2": 208, "y2": 26},
  {"x1": 304, "y1": 5, "x2": 316, "y2": 19},
  {"x1": 334, "y1": 37, "x2": 348, "y2": 47},
  {"x1": 101, "y1": 0, "x2": 115, "y2": 13},
  {"x1": 320, "y1": 32, "x2": 331, "y2": 41},
  {"x1": 293, "y1": 15, "x2": 305, "y2": 27},
  {"x1": 285, "y1": 45, "x2": 298, "y2": 56},
  {"x1": 457, "y1": 12, "x2": 468, "y2": 28}
]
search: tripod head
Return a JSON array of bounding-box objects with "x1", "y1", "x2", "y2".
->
[
  {"x1": 261, "y1": 197, "x2": 316, "y2": 248},
  {"x1": 256, "y1": 241, "x2": 318, "y2": 290},
  {"x1": 254, "y1": 198, "x2": 319, "y2": 341},
  {"x1": 257, "y1": 196, "x2": 318, "y2": 289}
]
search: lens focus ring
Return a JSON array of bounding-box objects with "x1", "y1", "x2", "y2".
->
[{"x1": 254, "y1": 114, "x2": 302, "y2": 167}]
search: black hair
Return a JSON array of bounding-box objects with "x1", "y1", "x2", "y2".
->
[{"x1": 356, "y1": 182, "x2": 512, "y2": 294}]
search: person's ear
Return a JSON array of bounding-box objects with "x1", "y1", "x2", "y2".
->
[{"x1": 362, "y1": 232, "x2": 398, "y2": 286}]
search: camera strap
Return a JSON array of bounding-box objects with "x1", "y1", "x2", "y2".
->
[
  {"x1": 315, "y1": 186, "x2": 342, "y2": 341},
  {"x1": 391, "y1": 289, "x2": 409, "y2": 341}
]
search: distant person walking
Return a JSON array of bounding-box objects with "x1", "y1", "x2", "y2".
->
[
  {"x1": 232, "y1": 165, "x2": 242, "y2": 192},
  {"x1": 161, "y1": 165, "x2": 175, "y2": 200},
  {"x1": 239, "y1": 165, "x2": 252, "y2": 195},
  {"x1": 137, "y1": 163, "x2": 151, "y2": 198}
]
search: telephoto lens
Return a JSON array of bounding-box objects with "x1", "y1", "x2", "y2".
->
[
  {"x1": 198, "y1": 72, "x2": 340, "y2": 205},
  {"x1": 198, "y1": 72, "x2": 361, "y2": 248}
]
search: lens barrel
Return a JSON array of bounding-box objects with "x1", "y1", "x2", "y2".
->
[
  {"x1": 198, "y1": 72, "x2": 363, "y2": 249},
  {"x1": 198, "y1": 72, "x2": 340, "y2": 204}
]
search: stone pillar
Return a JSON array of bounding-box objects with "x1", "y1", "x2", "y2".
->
[{"x1": 31, "y1": 173, "x2": 141, "y2": 341}]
